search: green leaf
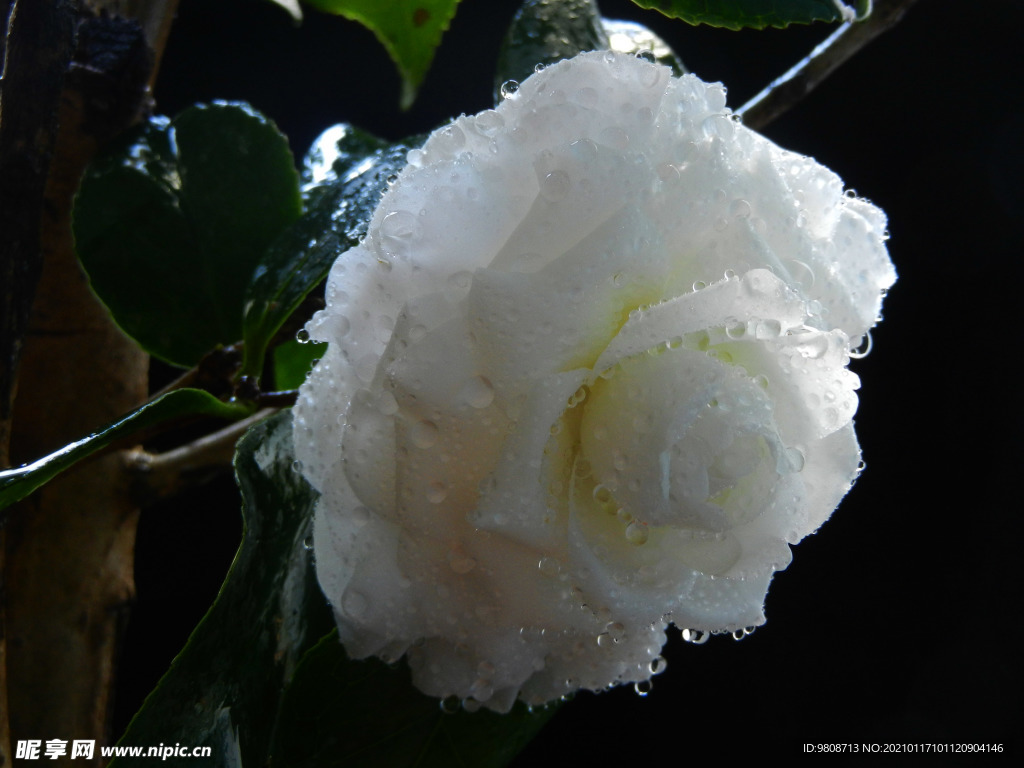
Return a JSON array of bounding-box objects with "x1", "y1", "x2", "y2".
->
[
  {"x1": 270, "y1": 633, "x2": 560, "y2": 768},
  {"x1": 275, "y1": 339, "x2": 327, "y2": 390},
  {"x1": 303, "y1": 0, "x2": 463, "y2": 109},
  {"x1": 0, "y1": 389, "x2": 249, "y2": 512},
  {"x1": 73, "y1": 103, "x2": 302, "y2": 367},
  {"x1": 495, "y1": 0, "x2": 687, "y2": 99},
  {"x1": 111, "y1": 411, "x2": 334, "y2": 766},
  {"x1": 240, "y1": 124, "x2": 415, "y2": 380},
  {"x1": 629, "y1": 0, "x2": 851, "y2": 29}
]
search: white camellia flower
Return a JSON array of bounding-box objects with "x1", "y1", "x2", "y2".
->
[{"x1": 293, "y1": 51, "x2": 895, "y2": 712}]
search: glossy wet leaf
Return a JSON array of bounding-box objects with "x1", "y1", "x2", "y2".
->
[
  {"x1": 275, "y1": 339, "x2": 327, "y2": 391},
  {"x1": 241, "y1": 124, "x2": 416, "y2": 380},
  {"x1": 270, "y1": 633, "x2": 560, "y2": 768},
  {"x1": 495, "y1": 0, "x2": 686, "y2": 99},
  {"x1": 111, "y1": 411, "x2": 334, "y2": 766},
  {"x1": 73, "y1": 103, "x2": 301, "y2": 367},
  {"x1": 303, "y1": 0, "x2": 463, "y2": 108},
  {"x1": 495, "y1": 0, "x2": 608, "y2": 98},
  {"x1": 0, "y1": 389, "x2": 249, "y2": 512},
  {"x1": 629, "y1": 0, "x2": 862, "y2": 29}
]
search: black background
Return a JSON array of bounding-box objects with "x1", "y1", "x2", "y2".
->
[{"x1": 30, "y1": 0, "x2": 1024, "y2": 762}]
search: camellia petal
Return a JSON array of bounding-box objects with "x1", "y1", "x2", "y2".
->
[{"x1": 292, "y1": 51, "x2": 895, "y2": 712}]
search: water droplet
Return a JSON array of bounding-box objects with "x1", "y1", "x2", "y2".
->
[
  {"x1": 787, "y1": 259, "x2": 815, "y2": 290},
  {"x1": 449, "y1": 554, "x2": 476, "y2": 574},
  {"x1": 296, "y1": 328, "x2": 310, "y2": 344},
  {"x1": 786, "y1": 446, "x2": 806, "y2": 472},
  {"x1": 302, "y1": 535, "x2": 313, "y2": 551},
  {"x1": 725, "y1": 320, "x2": 746, "y2": 339},
  {"x1": 625, "y1": 521, "x2": 649, "y2": 545},
  {"x1": 569, "y1": 138, "x2": 598, "y2": 162},
  {"x1": 381, "y1": 210, "x2": 418, "y2": 240},
  {"x1": 649, "y1": 656, "x2": 667, "y2": 675},
  {"x1": 538, "y1": 557, "x2": 560, "y2": 578},
  {"x1": 729, "y1": 198, "x2": 751, "y2": 218},
  {"x1": 410, "y1": 420, "x2": 439, "y2": 448},
  {"x1": 291, "y1": 459, "x2": 304, "y2": 473},
  {"x1": 342, "y1": 589, "x2": 368, "y2": 619},
  {"x1": 447, "y1": 270, "x2": 472, "y2": 292},
  {"x1": 849, "y1": 331, "x2": 873, "y2": 359},
  {"x1": 575, "y1": 86, "x2": 598, "y2": 108},
  {"x1": 426, "y1": 482, "x2": 448, "y2": 504},
  {"x1": 598, "y1": 125, "x2": 629, "y2": 151},
  {"x1": 681, "y1": 628, "x2": 710, "y2": 644},
  {"x1": 541, "y1": 170, "x2": 571, "y2": 201},
  {"x1": 474, "y1": 109, "x2": 504, "y2": 137},
  {"x1": 439, "y1": 696, "x2": 461, "y2": 714},
  {"x1": 634, "y1": 680, "x2": 653, "y2": 696},
  {"x1": 755, "y1": 319, "x2": 782, "y2": 339},
  {"x1": 376, "y1": 391, "x2": 399, "y2": 415},
  {"x1": 656, "y1": 162, "x2": 679, "y2": 183},
  {"x1": 500, "y1": 79, "x2": 520, "y2": 99},
  {"x1": 460, "y1": 376, "x2": 495, "y2": 409},
  {"x1": 352, "y1": 506, "x2": 370, "y2": 526}
]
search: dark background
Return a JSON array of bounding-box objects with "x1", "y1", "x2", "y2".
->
[{"x1": 43, "y1": 0, "x2": 1023, "y2": 762}]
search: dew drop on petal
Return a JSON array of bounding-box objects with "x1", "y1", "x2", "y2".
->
[
  {"x1": 460, "y1": 376, "x2": 495, "y2": 409},
  {"x1": 426, "y1": 482, "x2": 448, "y2": 504},
  {"x1": 410, "y1": 420, "x2": 439, "y2": 448},
  {"x1": 625, "y1": 521, "x2": 649, "y2": 545},
  {"x1": 500, "y1": 79, "x2": 520, "y2": 99},
  {"x1": 541, "y1": 170, "x2": 571, "y2": 201},
  {"x1": 381, "y1": 210, "x2": 419, "y2": 240},
  {"x1": 729, "y1": 198, "x2": 751, "y2": 218},
  {"x1": 681, "y1": 628, "x2": 709, "y2": 644},
  {"x1": 440, "y1": 696, "x2": 461, "y2": 714},
  {"x1": 342, "y1": 589, "x2": 368, "y2": 619}
]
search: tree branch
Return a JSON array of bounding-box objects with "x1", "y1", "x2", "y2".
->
[
  {"x1": 125, "y1": 409, "x2": 278, "y2": 505},
  {"x1": 737, "y1": 0, "x2": 922, "y2": 131},
  {"x1": 0, "y1": 3, "x2": 78, "y2": 763}
]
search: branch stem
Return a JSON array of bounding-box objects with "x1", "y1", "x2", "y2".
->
[
  {"x1": 738, "y1": 0, "x2": 921, "y2": 131},
  {"x1": 125, "y1": 409, "x2": 278, "y2": 504}
]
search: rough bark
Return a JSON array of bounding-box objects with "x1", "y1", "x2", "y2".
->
[
  {"x1": 2, "y1": 1, "x2": 177, "y2": 763},
  {"x1": 0, "y1": 3, "x2": 78, "y2": 764}
]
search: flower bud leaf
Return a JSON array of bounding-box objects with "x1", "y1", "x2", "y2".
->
[
  {"x1": 110, "y1": 412, "x2": 335, "y2": 766},
  {"x1": 73, "y1": 103, "x2": 302, "y2": 367},
  {"x1": 0, "y1": 389, "x2": 250, "y2": 513},
  {"x1": 241, "y1": 125, "x2": 417, "y2": 381},
  {"x1": 630, "y1": 0, "x2": 855, "y2": 29},
  {"x1": 302, "y1": 0, "x2": 463, "y2": 109},
  {"x1": 270, "y1": 633, "x2": 560, "y2": 767}
]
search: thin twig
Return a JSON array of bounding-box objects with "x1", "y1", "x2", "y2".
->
[
  {"x1": 738, "y1": 0, "x2": 921, "y2": 131},
  {"x1": 124, "y1": 407, "x2": 278, "y2": 504}
]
